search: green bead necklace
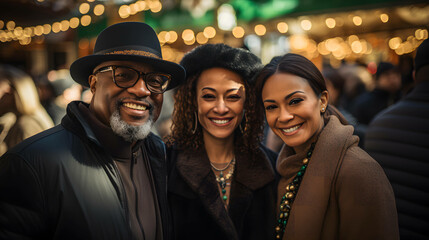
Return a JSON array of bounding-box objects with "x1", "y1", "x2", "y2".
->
[
  {"x1": 212, "y1": 158, "x2": 236, "y2": 202},
  {"x1": 275, "y1": 142, "x2": 315, "y2": 240}
]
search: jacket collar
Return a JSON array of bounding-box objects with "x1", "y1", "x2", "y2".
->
[
  {"x1": 62, "y1": 101, "x2": 142, "y2": 159},
  {"x1": 175, "y1": 146, "x2": 275, "y2": 238}
]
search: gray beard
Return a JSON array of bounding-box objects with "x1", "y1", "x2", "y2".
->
[{"x1": 109, "y1": 110, "x2": 153, "y2": 142}]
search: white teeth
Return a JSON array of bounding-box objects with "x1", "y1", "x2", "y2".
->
[
  {"x1": 212, "y1": 119, "x2": 230, "y2": 124},
  {"x1": 123, "y1": 103, "x2": 147, "y2": 110},
  {"x1": 282, "y1": 125, "x2": 300, "y2": 133}
]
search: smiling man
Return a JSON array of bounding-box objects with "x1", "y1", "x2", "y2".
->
[{"x1": 0, "y1": 22, "x2": 185, "y2": 240}]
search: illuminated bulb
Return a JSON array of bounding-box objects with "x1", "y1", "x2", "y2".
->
[
  {"x1": 158, "y1": 31, "x2": 167, "y2": 43},
  {"x1": 277, "y1": 22, "x2": 288, "y2": 33},
  {"x1": 23, "y1": 27, "x2": 32, "y2": 37},
  {"x1": 79, "y1": 3, "x2": 90, "y2": 14},
  {"x1": 167, "y1": 31, "x2": 178, "y2": 43},
  {"x1": 94, "y1": 4, "x2": 105, "y2": 16},
  {"x1": 43, "y1": 24, "x2": 51, "y2": 34},
  {"x1": 325, "y1": 38, "x2": 340, "y2": 52},
  {"x1": 351, "y1": 40, "x2": 363, "y2": 53},
  {"x1": 388, "y1": 37, "x2": 402, "y2": 50},
  {"x1": 137, "y1": 1, "x2": 146, "y2": 11},
  {"x1": 35, "y1": 25, "x2": 43, "y2": 36},
  {"x1": 19, "y1": 36, "x2": 31, "y2": 45},
  {"x1": 380, "y1": 13, "x2": 389, "y2": 23},
  {"x1": 353, "y1": 16, "x2": 362, "y2": 26},
  {"x1": 119, "y1": 5, "x2": 131, "y2": 18},
  {"x1": 317, "y1": 42, "x2": 330, "y2": 55},
  {"x1": 60, "y1": 20, "x2": 70, "y2": 31},
  {"x1": 70, "y1": 17, "x2": 80, "y2": 28},
  {"x1": 415, "y1": 29, "x2": 429, "y2": 40},
  {"x1": 182, "y1": 29, "x2": 194, "y2": 41},
  {"x1": 6, "y1": 21, "x2": 15, "y2": 30},
  {"x1": 325, "y1": 18, "x2": 336, "y2": 28},
  {"x1": 196, "y1": 32, "x2": 208, "y2": 44},
  {"x1": 151, "y1": 1, "x2": 162, "y2": 13},
  {"x1": 81, "y1": 15, "x2": 91, "y2": 26},
  {"x1": 184, "y1": 38, "x2": 195, "y2": 45},
  {"x1": 0, "y1": 20, "x2": 4, "y2": 29},
  {"x1": 254, "y1": 24, "x2": 266, "y2": 36},
  {"x1": 203, "y1": 26, "x2": 216, "y2": 38},
  {"x1": 301, "y1": 19, "x2": 312, "y2": 31},
  {"x1": 52, "y1": 22, "x2": 61, "y2": 33},
  {"x1": 13, "y1": 27, "x2": 23, "y2": 37},
  {"x1": 347, "y1": 35, "x2": 359, "y2": 45},
  {"x1": 232, "y1": 26, "x2": 245, "y2": 38}
]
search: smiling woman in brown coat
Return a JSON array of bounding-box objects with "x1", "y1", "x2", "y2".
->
[{"x1": 255, "y1": 53, "x2": 399, "y2": 240}]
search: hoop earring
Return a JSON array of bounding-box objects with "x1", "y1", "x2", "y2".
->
[
  {"x1": 239, "y1": 113, "x2": 247, "y2": 134},
  {"x1": 191, "y1": 111, "x2": 198, "y2": 134}
]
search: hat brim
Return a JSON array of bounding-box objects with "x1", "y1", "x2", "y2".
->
[{"x1": 70, "y1": 54, "x2": 185, "y2": 90}]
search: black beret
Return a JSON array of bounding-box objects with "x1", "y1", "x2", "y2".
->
[
  {"x1": 180, "y1": 43, "x2": 262, "y2": 84},
  {"x1": 415, "y1": 38, "x2": 429, "y2": 74}
]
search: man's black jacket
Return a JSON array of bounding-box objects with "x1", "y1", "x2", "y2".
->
[{"x1": 0, "y1": 101, "x2": 171, "y2": 240}]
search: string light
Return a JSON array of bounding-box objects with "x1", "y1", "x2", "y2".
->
[
  {"x1": 232, "y1": 26, "x2": 245, "y2": 38},
  {"x1": 380, "y1": 13, "x2": 389, "y2": 23},
  {"x1": 203, "y1": 26, "x2": 216, "y2": 39},
  {"x1": 277, "y1": 22, "x2": 288, "y2": 33},
  {"x1": 94, "y1": 4, "x2": 105, "y2": 16},
  {"x1": 79, "y1": 3, "x2": 90, "y2": 14},
  {"x1": 325, "y1": 18, "x2": 336, "y2": 28},
  {"x1": 352, "y1": 16, "x2": 362, "y2": 26},
  {"x1": 196, "y1": 32, "x2": 208, "y2": 44},
  {"x1": 182, "y1": 29, "x2": 195, "y2": 41},
  {"x1": 254, "y1": 24, "x2": 266, "y2": 36},
  {"x1": 300, "y1": 19, "x2": 312, "y2": 31}
]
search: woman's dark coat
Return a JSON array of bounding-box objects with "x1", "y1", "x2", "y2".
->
[{"x1": 167, "y1": 144, "x2": 278, "y2": 240}]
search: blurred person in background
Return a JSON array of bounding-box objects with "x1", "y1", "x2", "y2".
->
[
  {"x1": 365, "y1": 38, "x2": 429, "y2": 240},
  {"x1": 0, "y1": 64, "x2": 54, "y2": 156},
  {"x1": 38, "y1": 69, "x2": 82, "y2": 125},
  {"x1": 323, "y1": 66, "x2": 367, "y2": 147},
  {"x1": 351, "y1": 61, "x2": 402, "y2": 126},
  {"x1": 337, "y1": 63, "x2": 369, "y2": 113}
]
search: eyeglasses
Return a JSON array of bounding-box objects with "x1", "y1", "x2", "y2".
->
[{"x1": 93, "y1": 65, "x2": 171, "y2": 94}]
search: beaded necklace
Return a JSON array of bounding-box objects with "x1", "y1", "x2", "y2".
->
[
  {"x1": 275, "y1": 142, "x2": 316, "y2": 240},
  {"x1": 212, "y1": 158, "x2": 236, "y2": 202}
]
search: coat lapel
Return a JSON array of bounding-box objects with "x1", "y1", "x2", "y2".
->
[
  {"x1": 281, "y1": 116, "x2": 357, "y2": 239},
  {"x1": 176, "y1": 149, "x2": 238, "y2": 239},
  {"x1": 229, "y1": 147, "x2": 276, "y2": 231}
]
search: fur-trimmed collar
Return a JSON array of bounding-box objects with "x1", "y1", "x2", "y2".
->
[{"x1": 175, "y1": 146, "x2": 275, "y2": 239}]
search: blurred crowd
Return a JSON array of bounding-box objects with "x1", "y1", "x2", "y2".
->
[{"x1": 0, "y1": 54, "x2": 416, "y2": 156}]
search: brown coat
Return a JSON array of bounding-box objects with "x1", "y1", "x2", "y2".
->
[{"x1": 277, "y1": 116, "x2": 399, "y2": 240}]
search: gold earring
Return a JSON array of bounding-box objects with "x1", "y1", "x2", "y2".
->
[{"x1": 321, "y1": 107, "x2": 325, "y2": 113}]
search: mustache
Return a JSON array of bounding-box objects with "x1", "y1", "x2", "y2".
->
[{"x1": 116, "y1": 98, "x2": 155, "y2": 114}]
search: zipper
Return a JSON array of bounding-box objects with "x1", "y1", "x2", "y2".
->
[
  {"x1": 112, "y1": 160, "x2": 131, "y2": 233},
  {"x1": 142, "y1": 146, "x2": 164, "y2": 240},
  {"x1": 131, "y1": 149, "x2": 146, "y2": 238}
]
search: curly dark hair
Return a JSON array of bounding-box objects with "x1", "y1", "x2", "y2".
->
[{"x1": 165, "y1": 44, "x2": 264, "y2": 152}]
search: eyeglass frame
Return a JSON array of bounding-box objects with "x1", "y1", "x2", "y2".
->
[{"x1": 92, "y1": 65, "x2": 172, "y2": 94}]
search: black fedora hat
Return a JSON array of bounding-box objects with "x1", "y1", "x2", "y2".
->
[{"x1": 70, "y1": 21, "x2": 185, "y2": 90}]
